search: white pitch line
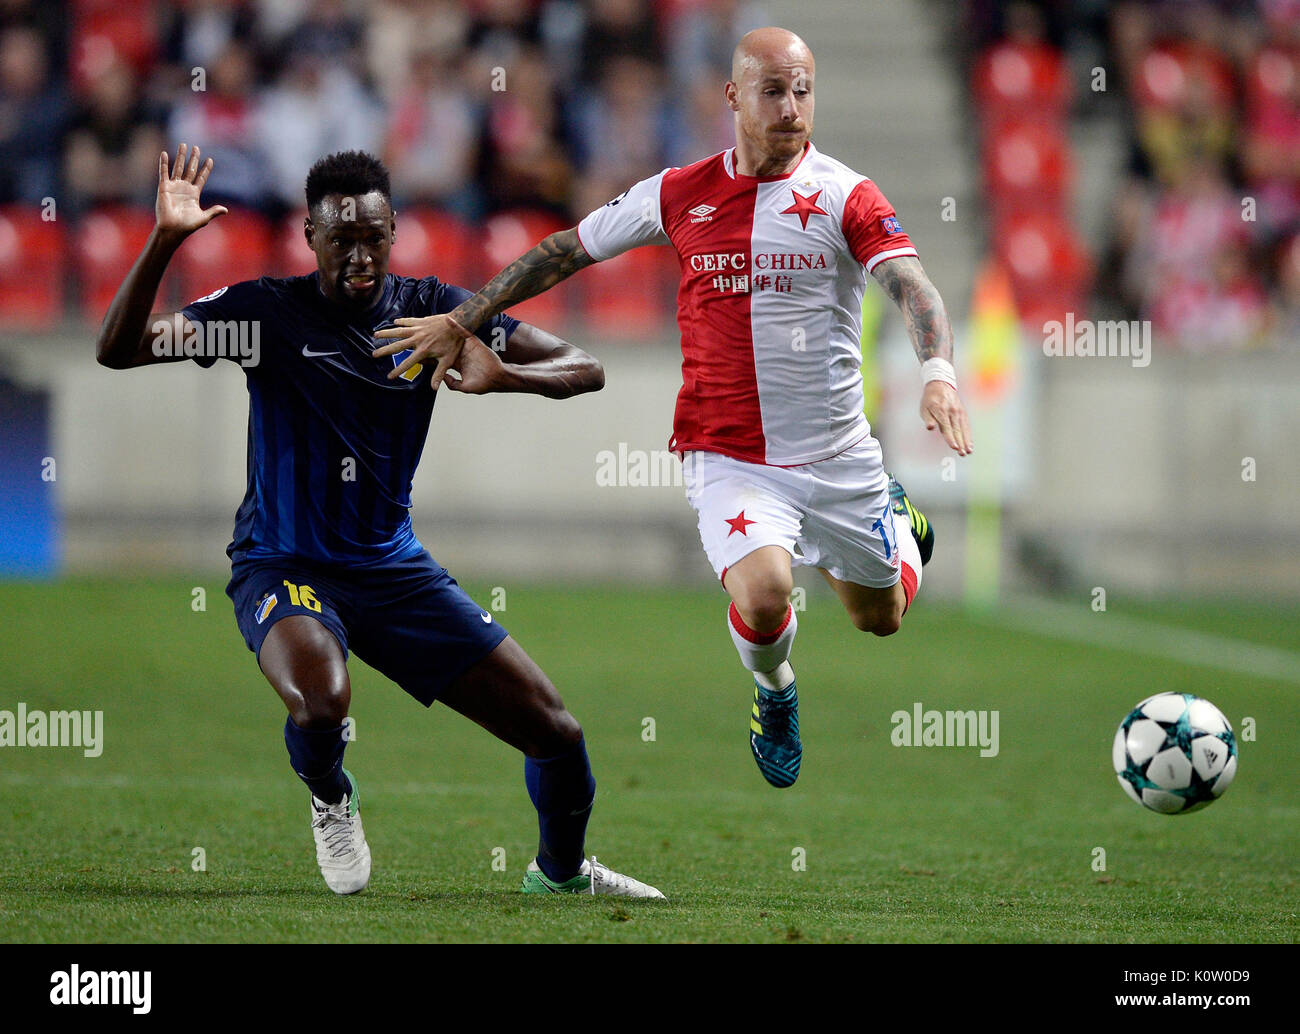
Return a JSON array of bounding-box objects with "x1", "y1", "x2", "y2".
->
[{"x1": 977, "y1": 599, "x2": 1300, "y2": 685}]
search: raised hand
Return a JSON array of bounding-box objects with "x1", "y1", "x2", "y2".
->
[
  {"x1": 921, "y1": 381, "x2": 974, "y2": 455},
  {"x1": 156, "y1": 143, "x2": 228, "y2": 237},
  {"x1": 372, "y1": 313, "x2": 475, "y2": 391}
]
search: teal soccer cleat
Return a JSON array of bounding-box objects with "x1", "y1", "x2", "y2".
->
[
  {"x1": 887, "y1": 473, "x2": 934, "y2": 566},
  {"x1": 749, "y1": 680, "x2": 802, "y2": 788}
]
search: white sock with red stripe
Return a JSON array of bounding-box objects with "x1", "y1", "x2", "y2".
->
[
  {"x1": 728, "y1": 602, "x2": 797, "y2": 683},
  {"x1": 894, "y1": 509, "x2": 922, "y2": 614}
]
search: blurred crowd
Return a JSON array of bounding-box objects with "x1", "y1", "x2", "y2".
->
[
  {"x1": 969, "y1": 0, "x2": 1300, "y2": 351},
  {"x1": 8, "y1": 0, "x2": 1296, "y2": 349},
  {"x1": 0, "y1": 0, "x2": 761, "y2": 224},
  {"x1": 1107, "y1": 0, "x2": 1300, "y2": 351}
]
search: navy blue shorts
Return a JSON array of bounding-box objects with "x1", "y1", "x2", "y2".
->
[{"x1": 226, "y1": 550, "x2": 508, "y2": 707}]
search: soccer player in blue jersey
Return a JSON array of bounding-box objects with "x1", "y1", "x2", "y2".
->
[{"x1": 94, "y1": 143, "x2": 663, "y2": 898}]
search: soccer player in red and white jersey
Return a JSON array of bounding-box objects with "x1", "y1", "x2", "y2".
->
[{"x1": 375, "y1": 27, "x2": 973, "y2": 788}]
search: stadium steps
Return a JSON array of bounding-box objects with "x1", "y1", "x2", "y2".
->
[{"x1": 774, "y1": 0, "x2": 981, "y2": 313}]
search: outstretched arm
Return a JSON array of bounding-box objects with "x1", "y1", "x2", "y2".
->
[
  {"x1": 449, "y1": 229, "x2": 595, "y2": 331},
  {"x1": 871, "y1": 255, "x2": 973, "y2": 455},
  {"x1": 372, "y1": 228, "x2": 595, "y2": 390},
  {"x1": 445, "y1": 323, "x2": 604, "y2": 400},
  {"x1": 96, "y1": 143, "x2": 228, "y2": 369}
]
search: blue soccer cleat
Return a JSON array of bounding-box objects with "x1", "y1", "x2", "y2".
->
[
  {"x1": 887, "y1": 473, "x2": 934, "y2": 566},
  {"x1": 749, "y1": 680, "x2": 802, "y2": 788}
]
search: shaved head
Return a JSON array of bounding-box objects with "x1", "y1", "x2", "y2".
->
[
  {"x1": 726, "y1": 27, "x2": 815, "y2": 176},
  {"x1": 731, "y1": 27, "x2": 814, "y2": 86}
]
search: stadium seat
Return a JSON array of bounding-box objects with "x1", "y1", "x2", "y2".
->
[
  {"x1": 480, "y1": 209, "x2": 570, "y2": 327},
  {"x1": 1245, "y1": 45, "x2": 1300, "y2": 122},
  {"x1": 1132, "y1": 43, "x2": 1235, "y2": 113},
  {"x1": 972, "y1": 40, "x2": 1070, "y2": 124},
  {"x1": 0, "y1": 206, "x2": 65, "y2": 330},
  {"x1": 581, "y1": 244, "x2": 673, "y2": 340},
  {"x1": 389, "y1": 208, "x2": 477, "y2": 287},
  {"x1": 73, "y1": 206, "x2": 158, "y2": 319},
  {"x1": 70, "y1": 0, "x2": 158, "y2": 91},
  {"x1": 994, "y1": 211, "x2": 1091, "y2": 323},
  {"x1": 174, "y1": 209, "x2": 273, "y2": 304},
  {"x1": 982, "y1": 119, "x2": 1072, "y2": 214}
]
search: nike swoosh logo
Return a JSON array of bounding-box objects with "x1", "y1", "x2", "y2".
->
[
  {"x1": 480, "y1": 613, "x2": 493, "y2": 623},
  {"x1": 302, "y1": 345, "x2": 341, "y2": 358}
]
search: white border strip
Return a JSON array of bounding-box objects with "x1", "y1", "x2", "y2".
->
[{"x1": 978, "y1": 599, "x2": 1300, "y2": 685}]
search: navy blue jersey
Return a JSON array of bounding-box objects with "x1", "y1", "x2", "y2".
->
[{"x1": 182, "y1": 273, "x2": 519, "y2": 567}]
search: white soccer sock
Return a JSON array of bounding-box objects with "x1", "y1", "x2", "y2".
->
[
  {"x1": 892, "y1": 508, "x2": 922, "y2": 610},
  {"x1": 728, "y1": 601, "x2": 797, "y2": 678},
  {"x1": 755, "y1": 661, "x2": 795, "y2": 692}
]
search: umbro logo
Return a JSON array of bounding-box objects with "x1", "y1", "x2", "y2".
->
[{"x1": 688, "y1": 204, "x2": 716, "y2": 223}]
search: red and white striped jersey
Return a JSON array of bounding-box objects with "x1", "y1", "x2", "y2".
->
[{"x1": 576, "y1": 142, "x2": 918, "y2": 466}]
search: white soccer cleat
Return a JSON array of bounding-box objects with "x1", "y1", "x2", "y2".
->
[
  {"x1": 309, "y1": 771, "x2": 371, "y2": 895},
  {"x1": 584, "y1": 857, "x2": 665, "y2": 899},
  {"x1": 522, "y1": 856, "x2": 665, "y2": 898}
]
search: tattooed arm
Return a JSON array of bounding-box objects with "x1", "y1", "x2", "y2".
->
[
  {"x1": 871, "y1": 255, "x2": 973, "y2": 455},
  {"x1": 372, "y1": 229, "x2": 595, "y2": 391},
  {"x1": 452, "y1": 229, "x2": 594, "y2": 331},
  {"x1": 871, "y1": 255, "x2": 953, "y2": 363}
]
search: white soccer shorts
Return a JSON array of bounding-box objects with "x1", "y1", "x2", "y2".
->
[{"x1": 682, "y1": 436, "x2": 917, "y2": 589}]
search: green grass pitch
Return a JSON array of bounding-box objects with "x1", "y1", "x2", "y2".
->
[{"x1": 0, "y1": 578, "x2": 1296, "y2": 943}]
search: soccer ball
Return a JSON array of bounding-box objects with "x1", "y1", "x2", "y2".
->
[{"x1": 1112, "y1": 693, "x2": 1238, "y2": 814}]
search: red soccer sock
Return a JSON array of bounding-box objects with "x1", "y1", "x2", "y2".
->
[
  {"x1": 899, "y1": 562, "x2": 918, "y2": 615},
  {"x1": 728, "y1": 601, "x2": 797, "y2": 673}
]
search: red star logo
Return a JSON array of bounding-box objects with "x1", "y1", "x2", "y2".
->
[
  {"x1": 780, "y1": 188, "x2": 828, "y2": 230},
  {"x1": 725, "y1": 510, "x2": 756, "y2": 537}
]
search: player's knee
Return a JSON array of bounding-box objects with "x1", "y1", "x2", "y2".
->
[
  {"x1": 732, "y1": 581, "x2": 794, "y2": 634},
  {"x1": 551, "y1": 708, "x2": 583, "y2": 750},
  {"x1": 291, "y1": 680, "x2": 350, "y2": 728},
  {"x1": 529, "y1": 705, "x2": 582, "y2": 758},
  {"x1": 871, "y1": 612, "x2": 903, "y2": 637},
  {"x1": 850, "y1": 605, "x2": 902, "y2": 637}
]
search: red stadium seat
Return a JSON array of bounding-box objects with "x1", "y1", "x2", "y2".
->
[
  {"x1": 389, "y1": 208, "x2": 476, "y2": 287},
  {"x1": 972, "y1": 41, "x2": 1070, "y2": 124},
  {"x1": 994, "y1": 211, "x2": 1091, "y2": 322},
  {"x1": 73, "y1": 206, "x2": 158, "y2": 320},
  {"x1": 1245, "y1": 45, "x2": 1300, "y2": 122},
  {"x1": 173, "y1": 209, "x2": 272, "y2": 304},
  {"x1": 581, "y1": 244, "x2": 673, "y2": 340},
  {"x1": 982, "y1": 119, "x2": 1072, "y2": 213},
  {"x1": 70, "y1": 0, "x2": 158, "y2": 92},
  {"x1": 1132, "y1": 43, "x2": 1235, "y2": 113},
  {"x1": 480, "y1": 209, "x2": 570, "y2": 327},
  {"x1": 0, "y1": 206, "x2": 65, "y2": 330}
]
